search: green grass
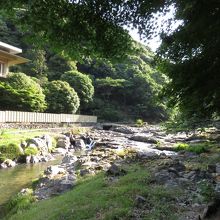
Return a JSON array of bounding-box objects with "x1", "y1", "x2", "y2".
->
[
  {"x1": 5, "y1": 163, "x2": 180, "y2": 220},
  {"x1": 0, "y1": 130, "x2": 51, "y2": 146},
  {"x1": 174, "y1": 142, "x2": 214, "y2": 154}
]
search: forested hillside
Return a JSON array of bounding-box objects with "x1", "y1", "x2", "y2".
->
[{"x1": 0, "y1": 16, "x2": 167, "y2": 122}]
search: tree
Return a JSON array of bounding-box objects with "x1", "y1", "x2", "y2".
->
[
  {"x1": 2, "y1": 1, "x2": 218, "y2": 119},
  {"x1": 61, "y1": 70, "x2": 94, "y2": 110},
  {"x1": 158, "y1": 1, "x2": 220, "y2": 119},
  {"x1": 0, "y1": 72, "x2": 47, "y2": 112},
  {"x1": 44, "y1": 80, "x2": 80, "y2": 114},
  {"x1": 21, "y1": 48, "x2": 48, "y2": 77},
  {"x1": 47, "y1": 54, "x2": 77, "y2": 81}
]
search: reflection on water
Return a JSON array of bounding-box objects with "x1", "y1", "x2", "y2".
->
[{"x1": 0, "y1": 157, "x2": 62, "y2": 205}]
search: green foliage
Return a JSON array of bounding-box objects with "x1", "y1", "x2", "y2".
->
[
  {"x1": 47, "y1": 54, "x2": 77, "y2": 81},
  {"x1": 0, "y1": 12, "x2": 167, "y2": 122},
  {"x1": 98, "y1": 106, "x2": 126, "y2": 122},
  {"x1": 21, "y1": 48, "x2": 48, "y2": 77},
  {"x1": 0, "y1": 155, "x2": 7, "y2": 163},
  {"x1": 2, "y1": 1, "x2": 219, "y2": 121},
  {"x1": 135, "y1": 119, "x2": 144, "y2": 127},
  {"x1": 174, "y1": 143, "x2": 211, "y2": 154},
  {"x1": 0, "y1": 72, "x2": 47, "y2": 112},
  {"x1": 6, "y1": 189, "x2": 36, "y2": 216},
  {"x1": 61, "y1": 70, "x2": 94, "y2": 110},
  {"x1": 79, "y1": 44, "x2": 168, "y2": 122},
  {"x1": 1, "y1": 1, "x2": 134, "y2": 60},
  {"x1": 44, "y1": 80, "x2": 80, "y2": 113},
  {"x1": 157, "y1": 1, "x2": 220, "y2": 120},
  {"x1": 197, "y1": 180, "x2": 215, "y2": 202},
  {"x1": 0, "y1": 143, "x2": 23, "y2": 160},
  {"x1": 24, "y1": 147, "x2": 38, "y2": 156}
]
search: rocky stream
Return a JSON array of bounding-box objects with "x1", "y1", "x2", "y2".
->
[{"x1": 1, "y1": 123, "x2": 220, "y2": 220}]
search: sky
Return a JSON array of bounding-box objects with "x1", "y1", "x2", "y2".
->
[
  {"x1": 129, "y1": 29, "x2": 161, "y2": 52},
  {"x1": 128, "y1": 6, "x2": 182, "y2": 52}
]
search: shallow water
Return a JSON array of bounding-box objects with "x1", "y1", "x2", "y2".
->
[{"x1": 0, "y1": 156, "x2": 62, "y2": 205}]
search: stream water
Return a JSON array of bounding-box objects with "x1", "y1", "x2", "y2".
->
[{"x1": 0, "y1": 156, "x2": 62, "y2": 206}]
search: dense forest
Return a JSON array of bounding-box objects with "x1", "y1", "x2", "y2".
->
[{"x1": 0, "y1": 15, "x2": 167, "y2": 122}]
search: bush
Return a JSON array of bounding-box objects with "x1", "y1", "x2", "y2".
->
[
  {"x1": 0, "y1": 73, "x2": 46, "y2": 112},
  {"x1": 24, "y1": 146, "x2": 39, "y2": 156},
  {"x1": 135, "y1": 119, "x2": 144, "y2": 127},
  {"x1": 0, "y1": 155, "x2": 7, "y2": 163},
  {"x1": 61, "y1": 70, "x2": 94, "y2": 109},
  {"x1": 174, "y1": 143, "x2": 210, "y2": 154},
  {"x1": 44, "y1": 80, "x2": 80, "y2": 113},
  {"x1": 0, "y1": 143, "x2": 23, "y2": 160},
  {"x1": 0, "y1": 72, "x2": 47, "y2": 112}
]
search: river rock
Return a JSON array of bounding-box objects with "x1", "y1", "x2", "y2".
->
[
  {"x1": 80, "y1": 169, "x2": 95, "y2": 176},
  {"x1": 27, "y1": 138, "x2": 48, "y2": 154},
  {"x1": 20, "y1": 140, "x2": 27, "y2": 148},
  {"x1": 30, "y1": 155, "x2": 40, "y2": 163},
  {"x1": 136, "y1": 150, "x2": 159, "y2": 159},
  {"x1": 129, "y1": 134, "x2": 158, "y2": 144},
  {"x1": 216, "y1": 164, "x2": 220, "y2": 174},
  {"x1": 106, "y1": 164, "x2": 127, "y2": 176},
  {"x1": 41, "y1": 134, "x2": 53, "y2": 149},
  {"x1": 0, "y1": 159, "x2": 16, "y2": 168},
  {"x1": 81, "y1": 161, "x2": 98, "y2": 169},
  {"x1": 75, "y1": 139, "x2": 86, "y2": 150},
  {"x1": 52, "y1": 147, "x2": 67, "y2": 155},
  {"x1": 110, "y1": 126, "x2": 135, "y2": 134},
  {"x1": 57, "y1": 136, "x2": 70, "y2": 149},
  {"x1": 45, "y1": 165, "x2": 66, "y2": 176},
  {"x1": 26, "y1": 155, "x2": 31, "y2": 163},
  {"x1": 59, "y1": 179, "x2": 75, "y2": 191},
  {"x1": 62, "y1": 153, "x2": 78, "y2": 164},
  {"x1": 135, "y1": 195, "x2": 147, "y2": 208}
]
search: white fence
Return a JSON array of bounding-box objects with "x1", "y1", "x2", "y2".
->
[{"x1": 0, "y1": 111, "x2": 97, "y2": 123}]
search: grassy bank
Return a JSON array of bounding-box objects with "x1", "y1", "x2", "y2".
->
[{"x1": 4, "y1": 163, "x2": 180, "y2": 220}]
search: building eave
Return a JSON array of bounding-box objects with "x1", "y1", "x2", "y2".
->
[
  {"x1": 0, "y1": 49, "x2": 29, "y2": 65},
  {"x1": 0, "y1": 41, "x2": 22, "y2": 54}
]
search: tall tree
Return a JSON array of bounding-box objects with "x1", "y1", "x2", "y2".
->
[{"x1": 158, "y1": 0, "x2": 220, "y2": 119}]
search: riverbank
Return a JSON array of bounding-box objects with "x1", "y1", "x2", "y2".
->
[{"x1": 2, "y1": 124, "x2": 220, "y2": 219}]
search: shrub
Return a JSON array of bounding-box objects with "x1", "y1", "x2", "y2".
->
[
  {"x1": 61, "y1": 70, "x2": 94, "y2": 109},
  {"x1": 0, "y1": 155, "x2": 7, "y2": 163},
  {"x1": 0, "y1": 143, "x2": 23, "y2": 160},
  {"x1": 135, "y1": 119, "x2": 144, "y2": 127},
  {"x1": 0, "y1": 72, "x2": 47, "y2": 112},
  {"x1": 24, "y1": 146, "x2": 39, "y2": 156},
  {"x1": 6, "y1": 189, "x2": 36, "y2": 215},
  {"x1": 44, "y1": 80, "x2": 80, "y2": 113},
  {"x1": 174, "y1": 143, "x2": 210, "y2": 154}
]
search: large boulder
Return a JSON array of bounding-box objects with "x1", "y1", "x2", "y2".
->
[
  {"x1": 27, "y1": 138, "x2": 48, "y2": 154},
  {"x1": 62, "y1": 153, "x2": 78, "y2": 165},
  {"x1": 44, "y1": 165, "x2": 66, "y2": 176},
  {"x1": 129, "y1": 134, "x2": 158, "y2": 144},
  {"x1": 74, "y1": 139, "x2": 86, "y2": 150},
  {"x1": 110, "y1": 126, "x2": 135, "y2": 134},
  {"x1": 41, "y1": 135, "x2": 53, "y2": 149},
  {"x1": 56, "y1": 136, "x2": 70, "y2": 149},
  {"x1": 106, "y1": 164, "x2": 127, "y2": 176},
  {"x1": 0, "y1": 159, "x2": 16, "y2": 168}
]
